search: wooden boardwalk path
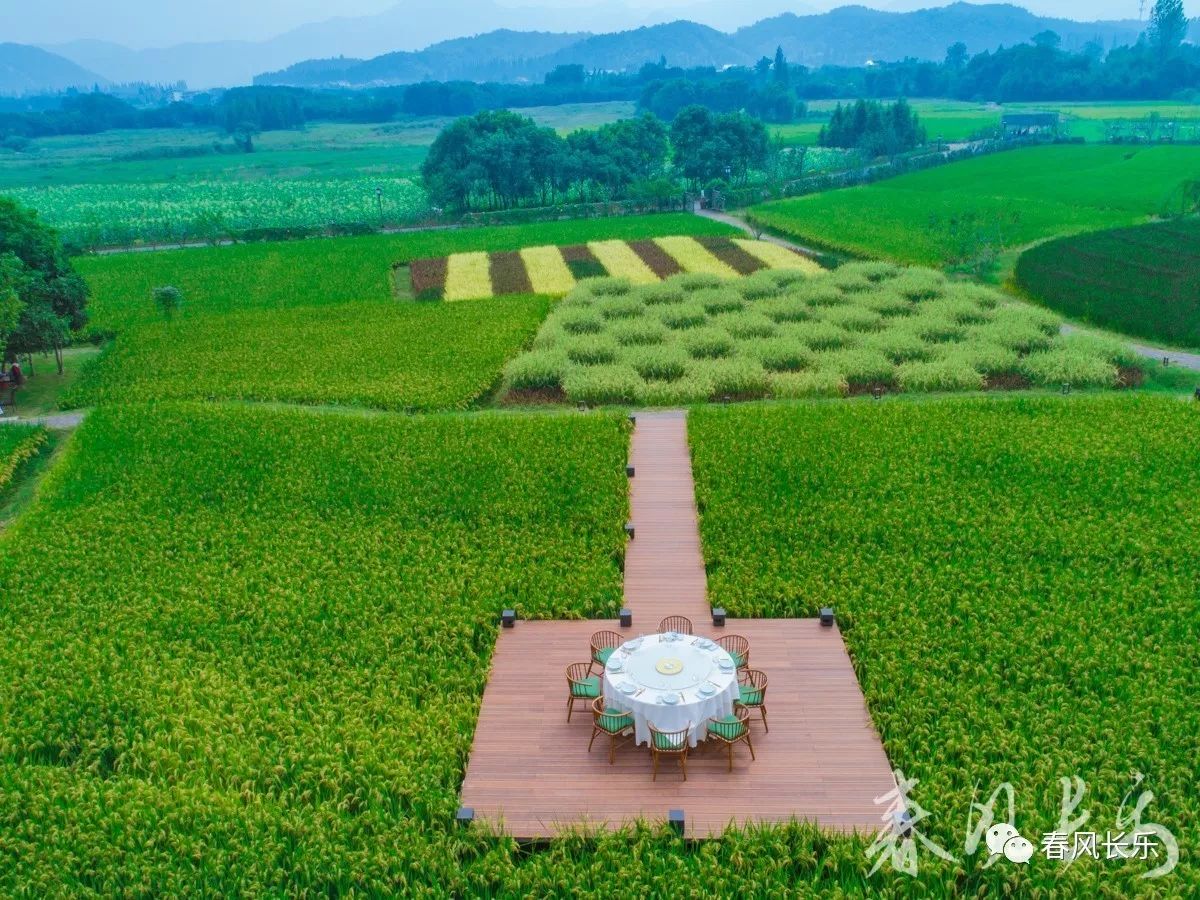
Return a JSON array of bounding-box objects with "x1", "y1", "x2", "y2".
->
[{"x1": 459, "y1": 410, "x2": 896, "y2": 839}]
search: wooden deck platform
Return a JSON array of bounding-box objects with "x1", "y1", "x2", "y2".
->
[
  {"x1": 458, "y1": 411, "x2": 896, "y2": 838},
  {"x1": 459, "y1": 618, "x2": 895, "y2": 838}
]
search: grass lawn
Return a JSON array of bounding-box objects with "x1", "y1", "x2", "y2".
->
[
  {"x1": 748, "y1": 144, "x2": 1200, "y2": 267},
  {"x1": 3, "y1": 347, "x2": 101, "y2": 417},
  {"x1": 690, "y1": 394, "x2": 1200, "y2": 893}
]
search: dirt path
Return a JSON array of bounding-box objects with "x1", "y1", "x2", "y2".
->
[
  {"x1": 1060, "y1": 323, "x2": 1200, "y2": 373},
  {"x1": 90, "y1": 224, "x2": 463, "y2": 256},
  {"x1": 691, "y1": 207, "x2": 823, "y2": 257},
  {"x1": 0, "y1": 411, "x2": 87, "y2": 429}
]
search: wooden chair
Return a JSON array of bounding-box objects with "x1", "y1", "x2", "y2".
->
[
  {"x1": 738, "y1": 669, "x2": 769, "y2": 732},
  {"x1": 707, "y1": 702, "x2": 756, "y2": 771},
  {"x1": 587, "y1": 697, "x2": 635, "y2": 764},
  {"x1": 717, "y1": 634, "x2": 750, "y2": 671},
  {"x1": 566, "y1": 662, "x2": 601, "y2": 722},
  {"x1": 649, "y1": 721, "x2": 691, "y2": 781},
  {"x1": 657, "y1": 615, "x2": 694, "y2": 635},
  {"x1": 589, "y1": 630, "x2": 622, "y2": 673}
]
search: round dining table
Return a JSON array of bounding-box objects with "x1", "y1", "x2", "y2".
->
[{"x1": 602, "y1": 632, "x2": 740, "y2": 746}]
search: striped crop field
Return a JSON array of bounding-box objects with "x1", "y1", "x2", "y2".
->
[{"x1": 409, "y1": 236, "x2": 822, "y2": 301}]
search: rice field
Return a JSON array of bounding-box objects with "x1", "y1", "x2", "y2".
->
[{"x1": 411, "y1": 236, "x2": 822, "y2": 301}]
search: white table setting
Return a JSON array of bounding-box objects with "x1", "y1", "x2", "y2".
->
[{"x1": 602, "y1": 631, "x2": 740, "y2": 746}]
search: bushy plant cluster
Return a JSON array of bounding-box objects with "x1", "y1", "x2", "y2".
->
[
  {"x1": 0, "y1": 425, "x2": 45, "y2": 493},
  {"x1": 504, "y1": 262, "x2": 1140, "y2": 405},
  {"x1": 690, "y1": 396, "x2": 1200, "y2": 893},
  {"x1": 0, "y1": 404, "x2": 631, "y2": 894}
]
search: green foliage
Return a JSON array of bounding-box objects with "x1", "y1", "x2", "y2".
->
[
  {"x1": 819, "y1": 98, "x2": 925, "y2": 156},
  {"x1": 750, "y1": 145, "x2": 1200, "y2": 266},
  {"x1": 151, "y1": 285, "x2": 183, "y2": 320},
  {"x1": 669, "y1": 105, "x2": 769, "y2": 186},
  {"x1": 690, "y1": 396, "x2": 1200, "y2": 892},
  {"x1": 65, "y1": 297, "x2": 550, "y2": 411},
  {"x1": 509, "y1": 262, "x2": 1140, "y2": 405},
  {"x1": 0, "y1": 404, "x2": 631, "y2": 894},
  {"x1": 1014, "y1": 219, "x2": 1200, "y2": 348},
  {"x1": 0, "y1": 425, "x2": 46, "y2": 492}
]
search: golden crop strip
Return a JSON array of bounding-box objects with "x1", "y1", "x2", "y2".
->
[
  {"x1": 653, "y1": 236, "x2": 739, "y2": 278},
  {"x1": 586, "y1": 240, "x2": 659, "y2": 284},
  {"x1": 520, "y1": 245, "x2": 577, "y2": 295},
  {"x1": 443, "y1": 251, "x2": 494, "y2": 301},
  {"x1": 733, "y1": 239, "x2": 823, "y2": 274}
]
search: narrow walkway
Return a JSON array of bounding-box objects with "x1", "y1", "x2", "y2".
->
[
  {"x1": 623, "y1": 410, "x2": 709, "y2": 628},
  {"x1": 0, "y1": 411, "x2": 86, "y2": 429},
  {"x1": 693, "y1": 207, "x2": 822, "y2": 258},
  {"x1": 1060, "y1": 323, "x2": 1200, "y2": 372}
]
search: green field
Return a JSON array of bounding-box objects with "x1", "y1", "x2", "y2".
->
[
  {"x1": 0, "y1": 425, "x2": 46, "y2": 494},
  {"x1": 67, "y1": 217, "x2": 736, "y2": 412},
  {"x1": 690, "y1": 395, "x2": 1200, "y2": 892},
  {"x1": 749, "y1": 144, "x2": 1200, "y2": 267},
  {"x1": 1014, "y1": 218, "x2": 1200, "y2": 349},
  {"x1": 0, "y1": 403, "x2": 634, "y2": 894},
  {"x1": 76, "y1": 214, "x2": 736, "y2": 334},
  {"x1": 505, "y1": 261, "x2": 1142, "y2": 405},
  {"x1": 0, "y1": 104, "x2": 638, "y2": 247}
]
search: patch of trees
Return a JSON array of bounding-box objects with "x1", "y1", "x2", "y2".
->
[
  {"x1": 0, "y1": 199, "x2": 89, "y2": 373},
  {"x1": 819, "y1": 99, "x2": 925, "y2": 157},
  {"x1": 422, "y1": 105, "x2": 768, "y2": 211}
]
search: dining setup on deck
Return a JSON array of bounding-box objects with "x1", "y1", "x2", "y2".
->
[{"x1": 567, "y1": 616, "x2": 768, "y2": 779}]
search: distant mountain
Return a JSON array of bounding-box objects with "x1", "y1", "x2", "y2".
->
[
  {"x1": 258, "y1": 3, "x2": 1152, "y2": 88},
  {"x1": 0, "y1": 43, "x2": 108, "y2": 95},
  {"x1": 734, "y1": 4, "x2": 1147, "y2": 65}
]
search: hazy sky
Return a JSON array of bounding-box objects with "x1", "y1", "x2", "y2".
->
[{"x1": 8, "y1": 0, "x2": 1194, "y2": 49}]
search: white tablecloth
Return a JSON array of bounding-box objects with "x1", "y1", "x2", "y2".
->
[{"x1": 602, "y1": 632, "x2": 739, "y2": 746}]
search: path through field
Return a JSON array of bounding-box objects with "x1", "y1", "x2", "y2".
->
[
  {"x1": 1060, "y1": 323, "x2": 1200, "y2": 372},
  {"x1": 692, "y1": 207, "x2": 821, "y2": 257}
]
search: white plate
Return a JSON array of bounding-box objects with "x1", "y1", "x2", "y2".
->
[
  {"x1": 609, "y1": 660, "x2": 624, "y2": 672},
  {"x1": 718, "y1": 661, "x2": 734, "y2": 672},
  {"x1": 662, "y1": 694, "x2": 679, "y2": 705},
  {"x1": 619, "y1": 682, "x2": 636, "y2": 695},
  {"x1": 698, "y1": 683, "x2": 716, "y2": 696}
]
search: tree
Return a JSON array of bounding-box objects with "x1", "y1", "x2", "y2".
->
[
  {"x1": 1147, "y1": 0, "x2": 1187, "y2": 58},
  {"x1": 153, "y1": 285, "x2": 184, "y2": 320},
  {"x1": 945, "y1": 42, "x2": 968, "y2": 71},
  {"x1": 0, "y1": 199, "x2": 88, "y2": 374},
  {"x1": 773, "y1": 47, "x2": 790, "y2": 86},
  {"x1": 545, "y1": 64, "x2": 586, "y2": 86},
  {"x1": 670, "y1": 106, "x2": 768, "y2": 187},
  {"x1": 1032, "y1": 30, "x2": 1062, "y2": 50}
]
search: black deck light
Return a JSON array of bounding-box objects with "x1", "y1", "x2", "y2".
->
[
  {"x1": 892, "y1": 809, "x2": 913, "y2": 838},
  {"x1": 1194, "y1": 386, "x2": 1200, "y2": 402},
  {"x1": 1061, "y1": 382, "x2": 1071, "y2": 395},
  {"x1": 721, "y1": 394, "x2": 732, "y2": 405},
  {"x1": 620, "y1": 608, "x2": 633, "y2": 628},
  {"x1": 456, "y1": 807, "x2": 475, "y2": 826},
  {"x1": 668, "y1": 809, "x2": 685, "y2": 836},
  {"x1": 820, "y1": 606, "x2": 835, "y2": 627},
  {"x1": 1163, "y1": 356, "x2": 1170, "y2": 367},
  {"x1": 624, "y1": 522, "x2": 635, "y2": 539},
  {"x1": 626, "y1": 464, "x2": 635, "y2": 478},
  {"x1": 711, "y1": 607, "x2": 726, "y2": 627},
  {"x1": 578, "y1": 401, "x2": 589, "y2": 412},
  {"x1": 501, "y1": 609, "x2": 516, "y2": 628},
  {"x1": 628, "y1": 413, "x2": 637, "y2": 423},
  {"x1": 872, "y1": 385, "x2": 884, "y2": 400}
]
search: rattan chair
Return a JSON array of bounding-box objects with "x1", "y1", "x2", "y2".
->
[
  {"x1": 707, "y1": 702, "x2": 756, "y2": 771},
  {"x1": 566, "y1": 662, "x2": 601, "y2": 722},
  {"x1": 649, "y1": 721, "x2": 691, "y2": 781},
  {"x1": 590, "y1": 629, "x2": 623, "y2": 673},
  {"x1": 657, "y1": 615, "x2": 694, "y2": 635},
  {"x1": 738, "y1": 668, "x2": 769, "y2": 732},
  {"x1": 587, "y1": 697, "x2": 635, "y2": 764},
  {"x1": 717, "y1": 634, "x2": 750, "y2": 671}
]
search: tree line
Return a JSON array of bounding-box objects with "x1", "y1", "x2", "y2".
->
[
  {"x1": 819, "y1": 99, "x2": 926, "y2": 157},
  {"x1": 421, "y1": 106, "x2": 772, "y2": 212}
]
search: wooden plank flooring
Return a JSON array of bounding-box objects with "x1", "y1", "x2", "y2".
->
[
  {"x1": 458, "y1": 411, "x2": 896, "y2": 839},
  {"x1": 623, "y1": 410, "x2": 710, "y2": 627},
  {"x1": 460, "y1": 618, "x2": 895, "y2": 838}
]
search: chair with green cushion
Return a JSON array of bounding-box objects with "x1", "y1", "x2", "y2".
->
[
  {"x1": 707, "y1": 702, "x2": 756, "y2": 771},
  {"x1": 738, "y1": 669, "x2": 768, "y2": 732},
  {"x1": 587, "y1": 697, "x2": 635, "y2": 764},
  {"x1": 589, "y1": 630, "x2": 622, "y2": 673},
  {"x1": 566, "y1": 662, "x2": 601, "y2": 722},
  {"x1": 648, "y1": 722, "x2": 691, "y2": 781},
  {"x1": 717, "y1": 634, "x2": 750, "y2": 671}
]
